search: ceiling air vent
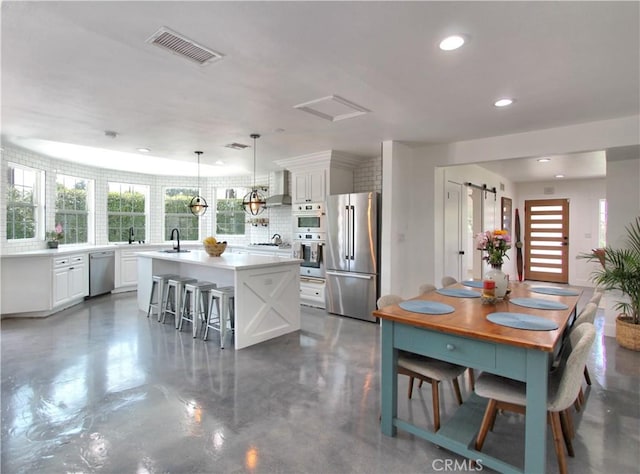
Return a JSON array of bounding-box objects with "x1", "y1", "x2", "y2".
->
[
  {"x1": 294, "y1": 95, "x2": 370, "y2": 122},
  {"x1": 225, "y1": 143, "x2": 250, "y2": 150},
  {"x1": 147, "y1": 27, "x2": 224, "y2": 66}
]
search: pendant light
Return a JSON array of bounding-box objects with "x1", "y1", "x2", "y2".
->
[
  {"x1": 242, "y1": 134, "x2": 266, "y2": 216},
  {"x1": 189, "y1": 150, "x2": 208, "y2": 216}
]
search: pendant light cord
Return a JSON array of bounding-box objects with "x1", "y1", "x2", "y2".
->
[
  {"x1": 250, "y1": 134, "x2": 260, "y2": 189},
  {"x1": 195, "y1": 151, "x2": 203, "y2": 193}
]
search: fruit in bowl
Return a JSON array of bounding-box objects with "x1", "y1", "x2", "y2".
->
[{"x1": 203, "y1": 236, "x2": 227, "y2": 257}]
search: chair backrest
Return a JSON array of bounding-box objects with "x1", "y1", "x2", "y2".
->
[
  {"x1": 574, "y1": 302, "x2": 598, "y2": 328},
  {"x1": 589, "y1": 291, "x2": 603, "y2": 307},
  {"x1": 549, "y1": 323, "x2": 596, "y2": 412},
  {"x1": 418, "y1": 283, "x2": 437, "y2": 295},
  {"x1": 377, "y1": 294, "x2": 404, "y2": 309},
  {"x1": 441, "y1": 276, "x2": 458, "y2": 287}
]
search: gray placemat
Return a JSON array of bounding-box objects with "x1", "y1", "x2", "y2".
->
[
  {"x1": 437, "y1": 288, "x2": 481, "y2": 298},
  {"x1": 399, "y1": 300, "x2": 455, "y2": 315},
  {"x1": 462, "y1": 280, "x2": 484, "y2": 288},
  {"x1": 530, "y1": 286, "x2": 580, "y2": 296},
  {"x1": 510, "y1": 297, "x2": 569, "y2": 310},
  {"x1": 487, "y1": 312, "x2": 559, "y2": 331}
]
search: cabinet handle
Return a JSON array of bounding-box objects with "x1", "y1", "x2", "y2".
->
[
  {"x1": 69, "y1": 267, "x2": 74, "y2": 270},
  {"x1": 446, "y1": 343, "x2": 455, "y2": 351}
]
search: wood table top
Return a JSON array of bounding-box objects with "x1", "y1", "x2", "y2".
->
[{"x1": 373, "y1": 282, "x2": 581, "y2": 352}]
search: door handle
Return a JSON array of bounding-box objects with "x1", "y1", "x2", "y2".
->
[
  {"x1": 458, "y1": 251, "x2": 465, "y2": 255},
  {"x1": 326, "y1": 270, "x2": 374, "y2": 280}
]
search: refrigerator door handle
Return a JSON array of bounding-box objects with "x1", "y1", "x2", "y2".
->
[
  {"x1": 344, "y1": 205, "x2": 350, "y2": 260},
  {"x1": 349, "y1": 205, "x2": 355, "y2": 260},
  {"x1": 326, "y1": 270, "x2": 374, "y2": 280}
]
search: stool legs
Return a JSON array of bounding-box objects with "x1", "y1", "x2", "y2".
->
[{"x1": 204, "y1": 291, "x2": 234, "y2": 348}]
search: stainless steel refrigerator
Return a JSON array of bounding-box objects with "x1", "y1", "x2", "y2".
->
[{"x1": 325, "y1": 192, "x2": 379, "y2": 322}]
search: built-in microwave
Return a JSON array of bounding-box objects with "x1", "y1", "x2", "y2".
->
[{"x1": 293, "y1": 202, "x2": 325, "y2": 233}]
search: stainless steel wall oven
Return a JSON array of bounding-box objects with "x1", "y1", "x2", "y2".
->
[
  {"x1": 293, "y1": 202, "x2": 326, "y2": 234},
  {"x1": 293, "y1": 232, "x2": 325, "y2": 279}
]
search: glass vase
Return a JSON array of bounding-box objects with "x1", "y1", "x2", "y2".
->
[{"x1": 485, "y1": 264, "x2": 508, "y2": 298}]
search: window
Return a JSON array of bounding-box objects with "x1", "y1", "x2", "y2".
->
[
  {"x1": 164, "y1": 187, "x2": 199, "y2": 240},
  {"x1": 215, "y1": 187, "x2": 247, "y2": 235},
  {"x1": 6, "y1": 163, "x2": 44, "y2": 240},
  {"x1": 55, "y1": 174, "x2": 92, "y2": 244},
  {"x1": 599, "y1": 199, "x2": 607, "y2": 248},
  {"x1": 108, "y1": 182, "x2": 148, "y2": 242}
]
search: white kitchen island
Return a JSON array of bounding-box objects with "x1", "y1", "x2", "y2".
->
[{"x1": 137, "y1": 250, "x2": 302, "y2": 349}]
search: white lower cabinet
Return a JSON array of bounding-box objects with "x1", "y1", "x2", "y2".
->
[
  {"x1": 300, "y1": 277, "x2": 326, "y2": 309},
  {"x1": 115, "y1": 248, "x2": 139, "y2": 289},
  {"x1": 52, "y1": 254, "x2": 88, "y2": 308}
]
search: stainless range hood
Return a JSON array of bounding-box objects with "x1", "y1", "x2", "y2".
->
[{"x1": 266, "y1": 170, "x2": 291, "y2": 206}]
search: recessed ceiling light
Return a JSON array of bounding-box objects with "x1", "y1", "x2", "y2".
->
[
  {"x1": 439, "y1": 35, "x2": 466, "y2": 51},
  {"x1": 537, "y1": 158, "x2": 551, "y2": 163},
  {"x1": 215, "y1": 160, "x2": 224, "y2": 165},
  {"x1": 555, "y1": 174, "x2": 565, "y2": 179},
  {"x1": 137, "y1": 147, "x2": 150, "y2": 153},
  {"x1": 494, "y1": 98, "x2": 515, "y2": 107}
]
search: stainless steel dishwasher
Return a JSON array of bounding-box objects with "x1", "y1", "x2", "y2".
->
[{"x1": 89, "y1": 251, "x2": 115, "y2": 297}]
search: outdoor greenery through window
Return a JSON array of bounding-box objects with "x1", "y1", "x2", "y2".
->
[
  {"x1": 108, "y1": 182, "x2": 148, "y2": 242},
  {"x1": 55, "y1": 174, "x2": 92, "y2": 244},
  {"x1": 216, "y1": 187, "x2": 248, "y2": 235},
  {"x1": 6, "y1": 163, "x2": 43, "y2": 240},
  {"x1": 165, "y1": 187, "x2": 199, "y2": 241}
]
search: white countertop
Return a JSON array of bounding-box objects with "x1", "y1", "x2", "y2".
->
[
  {"x1": 1, "y1": 243, "x2": 292, "y2": 258},
  {"x1": 138, "y1": 249, "x2": 302, "y2": 270}
]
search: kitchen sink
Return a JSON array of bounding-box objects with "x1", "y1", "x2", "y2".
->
[{"x1": 162, "y1": 249, "x2": 191, "y2": 253}]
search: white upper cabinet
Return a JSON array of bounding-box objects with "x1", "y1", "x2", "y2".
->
[
  {"x1": 292, "y1": 169, "x2": 326, "y2": 203},
  {"x1": 277, "y1": 150, "x2": 364, "y2": 204}
]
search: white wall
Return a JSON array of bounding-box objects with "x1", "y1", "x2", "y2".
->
[
  {"x1": 601, "y1": 152, "x2": 640, "y2": 337},
  {"x1": 517, "y1": 178, "x2": 605, "y2": 286}
]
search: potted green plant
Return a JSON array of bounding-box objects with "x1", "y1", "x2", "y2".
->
[
  {"x1": 46, "y1": 223, "x2": 64, "y2": 248},
  {"x1": 581, "y1": 216, "x2": 640, "y2": 351}
]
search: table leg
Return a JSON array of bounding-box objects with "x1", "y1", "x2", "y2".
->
[
  {"x1": 380, "y1": 319, "x2": 397, "y2": 436},
  {"x1": 525, "y1": 349, "x2": 549, "y2": 473}
]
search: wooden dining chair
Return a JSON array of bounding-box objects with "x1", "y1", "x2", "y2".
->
[
  {"x1": 377, "y1": 294, "x2": 467, "y2": 431},
  {"x1": 474, "y1": 323, "x2": 596, "y2": 474}
]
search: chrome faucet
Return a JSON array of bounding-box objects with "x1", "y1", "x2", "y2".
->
[
  {"x1": 128, "y1": 226, "x2": 135, "y2": 244},
  {"x1": 170, "y1": 228, "x2": 180, "y2": 252}
]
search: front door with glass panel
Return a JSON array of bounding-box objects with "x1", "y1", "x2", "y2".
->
[{"x1": 524, "y1": 198, "x2": 569, "y2": 283}]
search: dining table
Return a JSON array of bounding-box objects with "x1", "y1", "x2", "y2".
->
[{"x1": 373, "y1": 281, "x2": 582, "y2": 474}]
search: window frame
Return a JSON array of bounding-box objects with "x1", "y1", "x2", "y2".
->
[
  {"x1": 6, "y1": 162, "x2": 45, "y2": 241},
  {"x1": 163, "y1": 186, "x2": 200, "y2": 241},
  {"x1": 214, "y1": 186, "x2": 250, "y2": 236},
  {"x1": 54, "y1": 173, "x2": 93, "y2": 245},
  {"x1": 107, "y1": 182, "x2": 149, "y2": 243}
]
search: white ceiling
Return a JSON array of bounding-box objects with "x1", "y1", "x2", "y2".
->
[{"x1": 2, "y1": 1, "x2": 639, "y2": 181}]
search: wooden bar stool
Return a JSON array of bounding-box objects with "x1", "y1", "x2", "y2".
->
[
  {"x1": 179, "y1": 281, "x2": 217, "y2": 338},
  {"x1": 147, "y1": 273, "x2": 180, "y2": 321},
  {"x1": 204, "y1": 286, "x2": 235, "y2": 348},
  {"x1": 162, "y1": 276, "x2": 197, "y2": 328}
]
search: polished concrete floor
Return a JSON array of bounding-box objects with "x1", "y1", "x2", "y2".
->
[{"x1": 2, "y1": 291, "x2": 639, "y2": 473}]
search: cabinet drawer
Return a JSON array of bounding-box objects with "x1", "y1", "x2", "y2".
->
[
  {"x1": 70, "y1": 255, "x2": 86, "y2": 264},
  {"x1": 54, "y1": 254, "x2": 86, "y2": 267},
  {"x1": 54, "y1": 257, "x2": 70, "y2": 267},
  {"x1": 395, "y1": 324, "x2": 496, "y2": 369}
]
